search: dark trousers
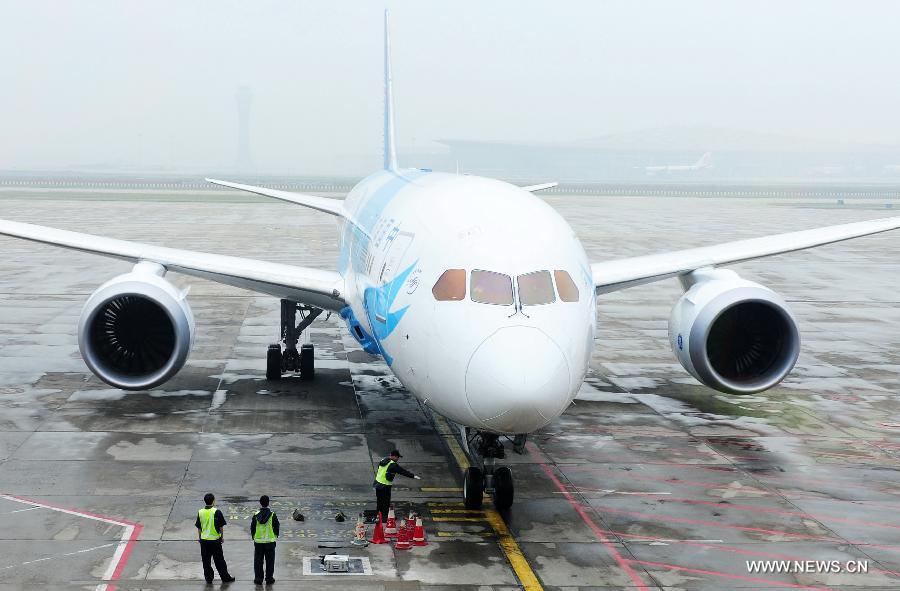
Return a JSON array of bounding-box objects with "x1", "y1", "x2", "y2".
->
[
  {"x1": 254, "y1": 543, "x2": 276, "y2": 583},
  {"x1": 375, "y1": 484, "x2": 392, "y2": 520},
  {"x1": 199, "y1": 539, "x2": 231, "y2": 582}
]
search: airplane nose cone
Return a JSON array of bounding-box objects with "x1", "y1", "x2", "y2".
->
[{"x1": 465, "y1": 327, "x2": 571, "y2": 433}]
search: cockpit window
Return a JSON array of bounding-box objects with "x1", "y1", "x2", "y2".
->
[
  {"x1": 470, "y1": 270, "x2": 513, "y2": 305},
  {"x1": 554, "y1": 270, "x2": 579, "y2": 302},
  {"x1": 432, "y1": 269, "x2": 466, "y2": 301},
  {"x1": 518, "y1": 271, "x2": 556, "y2": 305}
]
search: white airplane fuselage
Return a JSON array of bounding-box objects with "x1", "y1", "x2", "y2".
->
[{"x1": 338, "y1": 169, "x2": 596, "y2": 434}]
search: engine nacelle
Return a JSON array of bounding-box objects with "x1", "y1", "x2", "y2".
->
[
  {"x1": 77, "y1": 262, "x2": 194, "y2": 390},
  {"x1": 669, "y1": 269, "x2": 800, "y2": 394}
]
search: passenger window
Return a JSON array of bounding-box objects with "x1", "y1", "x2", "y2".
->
[
  {"x1": 470, "y1": 270, "x2": 513, "y2": 305},
  {"x1": 518, "y1": 271, "x2": 555, "y2": 305},
  {"x1": 554, "y1": 270, "x2": 579, "y2": 302},
  {"x1": 432, "y1": 269, "x2": 466, "y2": 301}
]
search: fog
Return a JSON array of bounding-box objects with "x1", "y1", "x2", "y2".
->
[{"x1": 2, "y1": 1, "x2": 899, "y2": 176}]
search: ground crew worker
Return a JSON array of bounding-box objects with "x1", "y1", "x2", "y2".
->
[
  {"x1": 195, "y1": 492, "x2": 235, "y2": 584},
  {"x1": 373, "y1": 449, "x2": 420, "y2": 518},
  {"x1": 250, "y1": 495, "x2": 280, "y2": 585}
]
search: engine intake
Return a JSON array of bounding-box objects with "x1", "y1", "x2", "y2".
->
[
  {"x1": 78, "y1": 263, "x2": 194, "y2": 390},
  {"x1": 669, "y1": 269, "x2": 800, "y2": 394}
]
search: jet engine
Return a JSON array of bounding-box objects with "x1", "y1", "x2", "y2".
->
[
  {"x1": 77, "y1": 262, "x2": 194, "y2": 390},
  {"x1": 668, "y1": 269, "x2": 800, "y2": 394}
]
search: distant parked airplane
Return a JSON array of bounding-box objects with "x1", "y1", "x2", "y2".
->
[{"x1": 645, "y1": 152, "x2": 712, "y2": 175}]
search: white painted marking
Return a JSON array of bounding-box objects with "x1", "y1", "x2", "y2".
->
[
  {"x1": 555, "y1": 489, "x2": 672, "y2": 496},
  {"x1": 0, "y1": 495, "x2": 130, "y2": 527},
  {"x1": 0, "y1": 543, "x2": 116, "y2": 571},
  {"x1": 0, "y1": 495, "x2": 135, "y2": 591}
]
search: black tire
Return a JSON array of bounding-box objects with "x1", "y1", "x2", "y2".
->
[
  {"x1": 300, "y1": 344, "x2": 315, "y2": 380},
  {"x1": 266, "y1": 344, "x2": 282, "y2": 380},
  {"x1": 463, "y1": 466, "x2": 484, "y2": 509},
  {"x1": 493, "y1": 466, "x2": 514, "y2": 510}
]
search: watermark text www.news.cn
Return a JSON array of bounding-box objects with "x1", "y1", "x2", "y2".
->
[{"x1": 747, "y1": 560, "x2": 869, "y2": 574}]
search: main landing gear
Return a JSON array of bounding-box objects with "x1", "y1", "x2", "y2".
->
[
  {"x1": 266, "y1": 300, "x2": 324, "y2": 381},
  {"x1": 462, "y1": 430, "x2": 526, "y2": 511}
]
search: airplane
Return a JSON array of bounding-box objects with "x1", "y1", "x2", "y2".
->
[
  {"x1": 645, "y1": 151, "x2": 712, "y2": 175},
  {"x1": 2, "y1": 12, "x2": 900, "y2": 510}
]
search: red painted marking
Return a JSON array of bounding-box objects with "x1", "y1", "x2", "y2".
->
[
  {"x1": 526, "y1": 443, "x2": 651, "y2": 591},
  {"x1": 6, "y1": 494, "x2": 138, "y2": 526},
  {"x1": 3, "y1": 493, "x2": 143, "y2": 590},
  {"x1": 111, "y1": 522, "x2": 143, "y2": 581},
  {"x1": 626, "y1": 559, "x2": 835, "y2": 590}
]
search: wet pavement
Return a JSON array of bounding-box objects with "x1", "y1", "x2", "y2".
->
[{"x1": 0, "y1": 192, "x2": 898, "y2": 590}]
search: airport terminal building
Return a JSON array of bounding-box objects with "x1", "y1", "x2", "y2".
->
[{"x1": 432, "y1": 127, "x2": 900, "y2": 182}]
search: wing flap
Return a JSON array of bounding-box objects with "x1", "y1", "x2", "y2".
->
[
  {"x1": 592, "y1": 216, "x2": 900, "y2": 295},
  {"x1": 0, "y1": 218, "x2": 346, "y2": 310}
]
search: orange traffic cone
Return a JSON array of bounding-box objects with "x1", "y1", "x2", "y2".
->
[
  {"x1": 394, "y1": 519, "x2": 411, "y2": 550},
  {"x1": 385, "y1": 506, "x2": 398, "y2": 538},
  {"x1": 370, "y1": 511, "x2": 387, "y2": 544},
  {"x1": 412, "y1": 516, "x2": 427, "y2": 546}
]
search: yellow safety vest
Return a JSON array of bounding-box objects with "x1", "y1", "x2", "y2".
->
[
  {"x1": 253, "y1": 510, "x2": 277, "y2": 543},
  {"x1": 375, "y1": 460, "x2": 395, "y2": 486},
  {"x1": 198, "y1": 507, "x2": 221, "y2": 540}
]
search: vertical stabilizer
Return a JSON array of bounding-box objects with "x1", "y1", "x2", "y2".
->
[
  {"x1": 696, "y1": 152, "x2": 712, "y2": 168},
  {"x1": 383, "y1": 10, "x2": 399, "y2": 172}
]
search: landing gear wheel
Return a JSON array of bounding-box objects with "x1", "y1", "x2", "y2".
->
[
  {"x1": 300, "y1": 344, "x2": 315, "y2": 380},
  {"x1": 492, "y1": 466, "x2": 514, "y2": 510},
  {"x1": 463, "y1": 466, "x2": 484, "y2": 509},
  {"x1": 266, "y1": 344, "x2": 282, "y2": 380}
]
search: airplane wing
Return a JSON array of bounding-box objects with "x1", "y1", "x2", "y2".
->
[
  {"x1": 592, "y1": 216, "x2": 900, "y2": 295},
  {"x1": 521, "y1": 182, "x2": 558, "y2": 192},
  {"x1": 206, "y1": 178, "x2": 345, "y2": 217},
  {"x1": 0, "y1": 219, "x2": 346, "y2": 310}
]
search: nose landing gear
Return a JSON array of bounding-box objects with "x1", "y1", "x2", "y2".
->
[
  {"x1": 462, "y1": 431, "x2": 522, "y2": 510},
  {"x1": 266, "y1": 300, "x2": 324, "y2": 381}
]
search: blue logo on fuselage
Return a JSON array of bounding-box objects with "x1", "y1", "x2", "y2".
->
[{"x1": 363, "y1": 261, "x2": 417, "y2": 365}]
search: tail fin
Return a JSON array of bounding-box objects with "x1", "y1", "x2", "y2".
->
[
  {"x1": 383, "y1": 10, "x2": 399, "y2": 172},
  {"x1": 696, "y1": 152, "x2": 712, "y2": 168}
]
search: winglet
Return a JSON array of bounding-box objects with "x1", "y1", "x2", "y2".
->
[{"x1": 383, "y1": 10, "x2": 399, "y2": 173}]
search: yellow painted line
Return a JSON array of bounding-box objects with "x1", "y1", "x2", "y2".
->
[
  {"x1": 437, "y1": 531, "x2": 493, "y2": 537},
  {"x1": 484, "y1": 509, "x2": 544, "y2": 590},
  {"x1": 436, "y1": 416, "x2": 472, "y2": 470},
  {"x1": 429, "y1": 508, "x2": 485, "y2": 515},
  {"x1": 421, "y1": 487, "x2": 463, "y2": 492},
  {"x1": 432, "y1": 416, "x2": 544, "y2": 591},
  {"x1": 432, "y1": 516, "x2": 487, "y2": 522}
]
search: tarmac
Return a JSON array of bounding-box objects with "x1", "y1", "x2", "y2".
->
[{"x1": 0, "y1": 189, "x2": 898, "y2": 590}]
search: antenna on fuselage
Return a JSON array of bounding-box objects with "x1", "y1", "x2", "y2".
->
[{"x1": 383, "y1": 10, "x2": 399, "y2": 173}]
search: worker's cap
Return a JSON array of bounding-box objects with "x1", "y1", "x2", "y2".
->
[{"x1": 389, "y1": 449, "x2": 402, "y2": 458}]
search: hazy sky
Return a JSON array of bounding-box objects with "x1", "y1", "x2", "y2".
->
[{"x1": 1, "y1": 1, "x2": 899, "y2": 174}]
